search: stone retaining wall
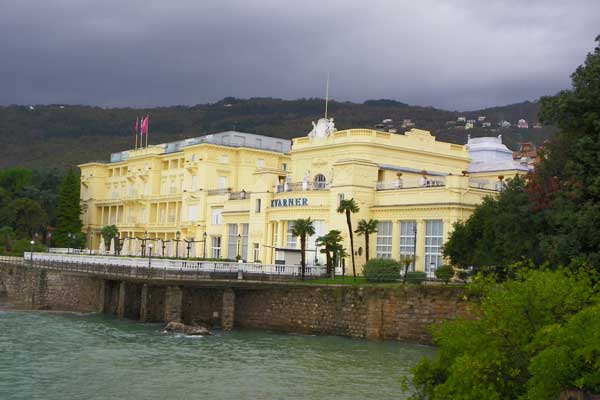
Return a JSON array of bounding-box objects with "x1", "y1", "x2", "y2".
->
[{"x1": 0, "y1": 262, "x2": 472, "y2": 343}]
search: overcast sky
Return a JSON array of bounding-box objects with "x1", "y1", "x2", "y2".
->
[{"x1": 0, "y1": 0, "x2": 598, "y2": 110}]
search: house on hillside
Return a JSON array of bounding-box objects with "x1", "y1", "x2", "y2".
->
[{"x1": 517, "y1": 119, "x2": 529, "y2": 129}]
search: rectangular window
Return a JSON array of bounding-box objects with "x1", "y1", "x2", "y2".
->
[
  {"x1": 188, "y1": 205, "x2": 198, "y2": 222},
  {"x1": 227, "y1": 224, "x2": 238, "y2": 259},
  {"x1": 337, "y1": 193, "x2": 345, "y2": 207},
  {"x1": 219, "y1": 155, "x2": 229, "y2": 164},
  {"x1": 424, "y1": 220, "x2": 444, "y2": 278},
  {"x1": 256, "y1": 158, "x2": 264, "y2": 168},
  {"x1": 253, "y1": 243, "x2": 260, "y2": 262},
  {"x1": 255, "y1": 198, "x2": 261, "y2": 213},
  {"x1": 219, "y1": 176, "x2": 227, "y2": 190},
  {"x1": 211, "y1": 236, "x2": 221, "y2": 259},
  {"x1": 281, "y1": 163, "x2": 287, "y2": 171},
  {"x1": 376, "y1": 221, "x2": 393, "y2": 259},
  {"x1": 241, "y1": 223, "x2": 249, "y2": 261},
  {"x1": 399, "y1": 221, "x2": 417, "y2": 271},
  {"x1": 286, "y1": 221, "x2": 297, "y2": 248},
  {"x1": 211, "y1": 207, "x2": 223, "y2": 225}
]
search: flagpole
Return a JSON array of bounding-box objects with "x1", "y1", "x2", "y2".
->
[{"x1": 146, "y1": 115, "x2": 149, "y2": 148}]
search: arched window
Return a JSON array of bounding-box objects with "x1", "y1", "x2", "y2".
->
[{"x1": 314, "y1": 174, "x2": 327, "y2": 189}]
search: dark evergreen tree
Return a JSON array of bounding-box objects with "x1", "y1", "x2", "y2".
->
[{"x1": 54, "y1": 170, "x2": 83, "y2": 247}]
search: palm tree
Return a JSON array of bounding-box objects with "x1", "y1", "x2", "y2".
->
[
  {"x1": 316, "y1": 229, "x2": 344, "y2": 277},
  {"x1": 355, "y1": 219, "x2": 378, "y2": 263},
  {"x1": 337, "y1": 198, "x2": 360, "y2": 280},
  {"x1": 291, "y1": 217, "x2": 316, "y2": 279}
]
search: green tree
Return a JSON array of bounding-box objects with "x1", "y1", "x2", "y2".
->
[
  {"x1": 532, "y1": 35, "x2": 600, "y2": 267},
  {"x1": 316, "y1": 229, "x2": 344, "y2": 277},
  {"x1": 54, "y1": 170, "x2": 83, "y2": 248},
  {"x1": 355, "y1": 219, "x2": 378, "y2": 263},
  {"x1": 9, "y1": 198, "x2": 48, "y2": 239},
  {"x1": 406, "y1": 268, "x2": 598, "y2": 400},
  {"x1": 443, "y1": 176, "x2": 542, "y2": 278},
  {"x1": 100, "y1": 225, "x2": 119, "y2": 250},
  {"x1": 337, "y1": 198, "x2": 360, "y2": 280},
  {"x1": 291, "y1": 217, "x2": 315, "y2": 279}
]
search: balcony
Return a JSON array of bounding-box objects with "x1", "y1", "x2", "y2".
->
[
  {"x1": 375, "y1": 177, "x2": 446, "y2": 191},
  {"x1": 469, "y1": 178, "x2": 503, "y2": 192},
  {"x1": 275, "y1": 182, "x2": 329, "y2": 193}
]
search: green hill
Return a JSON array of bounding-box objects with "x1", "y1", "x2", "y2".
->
[{"x1": 0, "y1": 97, "x2": 555, "y2": 169}]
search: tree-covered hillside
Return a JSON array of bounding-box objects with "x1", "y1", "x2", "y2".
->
[{"x1": 0, "y1": 97, "x2": 555, "y2": 169}]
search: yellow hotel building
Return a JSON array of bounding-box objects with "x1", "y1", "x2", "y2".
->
[{"x1": 79, "y1": 119, "x2": 528, "y2": 276}]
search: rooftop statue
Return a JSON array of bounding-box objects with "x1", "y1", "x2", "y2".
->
[{"x1": 308, "y1": 117, "x2": 336, "y2": 138}]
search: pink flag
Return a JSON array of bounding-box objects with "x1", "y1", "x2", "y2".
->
[
  {"x1": 134, "y1": 116, "x2": 139, "y2": 133},
  {"x1": 141, "y1": 115, "x2": 149, "y2": 135}
]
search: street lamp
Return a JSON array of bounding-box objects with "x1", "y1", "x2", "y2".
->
[
  {"x1": 141, "y1": 231, "x2": 148, "y2": 257},
  {"x1": 236, "y1": 233, "x2": 242, "y2": 261},
  {"x1": 30, "y1": 240, "x2": 34, "y2": 264},
  {"x1": 203, "y1": 232, "x2": 208, "y2": 259},
  {"x1": 67, "y1": 232, "x2": 73, "y2": 254},
  {"x1": 148, "y1": 243, "x2": 153, "y2": 268},
  {"x1": 175, "y1": 231, "x2": 181, "y2": 258},
  {"x1": 186, "y1": 238, "x2": 192, "y2": 259}
]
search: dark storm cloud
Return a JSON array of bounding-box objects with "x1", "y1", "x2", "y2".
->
[{"x1": 0, "y1": 0, "x2": 598, "y2": 110}]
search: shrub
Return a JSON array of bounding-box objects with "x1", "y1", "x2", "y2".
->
[
  {"x1": 363, "y1": 258, "x2": 401, "y2": 282},
  {"x1": 435, "y1": 265, "x2": 454, "y2": 284},
  {"x1": 8, "y1": 239, "x2": 47, "y2": 256},
  {"x1": 405, "y1": 271, "x2": 427, "y2": 285}
]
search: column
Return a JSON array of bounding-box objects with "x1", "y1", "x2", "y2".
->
[
  {"x1": 366, "y1": 291, "x2": 383, "y2": 340},
  {"x1": 98, "y1": 280, "x2": 107, "y2": 313},
  {"x1": 221, "y1": 288, "x2": 235, "y2": 331},
  {"x1": 391, "y1": 221, "x2": 401, "y2": 260},
  {"x1": 156, "y1": 202, "x2": 160, "y2": 224},
  {"x1": 116, "y1": 281, "x2": 126, "y2": 318},
  {"x1": 165, "y1": 202, "x2": 170, "y2": 225},
  {"x1": 266, "y1": 222, "x2": 273, "y2": 264},
  {"x1": 139, "y1": 284, "x2": 149, "y2": 322},
  {"x1": 415, "y1": 220, "x2": 426, "y2": 271},
  {"x1": 100, "y1": 207, "x2": 105, "y2": 226},
  {"x1": 164, "y1": 286, "x2": 183, "y2": 322},
  {"x1": 278, "y1": 222, "x2": 285, "y2": 247},
  {"x1": 107, "y1": 206, "x2": 112, "y2": 226},
  {"x1": 175, "y1": 202, "x2": 180, "y2": 225}
]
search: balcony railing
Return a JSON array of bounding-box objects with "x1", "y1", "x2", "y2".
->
[
  {"x1": 207, "y1": 188, "x2": 229, "y2": 196},
  {"x1": 376, "y1": 177, "x2": 446, "y2": 191},
  {"x1": 228, "y1": 191, "x2": 250, "y2": 200},
  {"x1": 275, "y1": 182, "x2": 329, "y2": 193},
  {"x1": 469, "y1": 179, "x2": 504, "y2": 192}
]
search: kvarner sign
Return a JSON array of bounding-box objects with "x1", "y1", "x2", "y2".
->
[{"x1": 271, "y1": 198, "x2": 308, "y2": 208}]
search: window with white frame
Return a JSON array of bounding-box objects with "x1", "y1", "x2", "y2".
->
[
  {"x1": 241, "y1": 223, "x2": 249, "y2": 260},
  {"x1": 227, "y1": 224, "x2": 238, "y2": 259},
  {"x1": 219, "y1": 176, "x2": 227, "y2": 190},
  {"x1": 399, "y1": 221, "x2": 417, "y2": 271},
  {"x1": 424, "y1": 220, "x2": 444, "y2": 277},
  {"x1": 376, "y1": 221, "x2": 393, "y2": 258},
  {"x1": 286, "y1": 221, "x2": 297, "y2": 248},
  {"x1": 211, "y1": 236, "x2": 221, "y2": 259},
  {"x1": 253, "y1": 243, "x2": 260, "y2": 262},
  {"x1": 211, "y1": 207, "x2": 223, "y2": 225}
]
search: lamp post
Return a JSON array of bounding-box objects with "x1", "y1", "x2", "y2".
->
[
  {"x1": 186, "y1": 238, "x2": 192, "y2": 259},
  {"x1": 67, "y1": 232, "x2": 73, "y2": 254},
  {"x1": 140, "y1": 231, "x2": 148, "y2": 257},
  {"x1": 30, "y1": 240, "x2": 34, "y2": 265},
  {"x1": 174, "y1": 231, "x2": 181, "y2": 259},
  {"x1": 236, "y1": 233, "x2": 242, "y2": 261},
  {"x1": 161, "y1": 239, "x2": 169, "y2": 257},
  {"x1": 148, "y1": 243, "x2": 153, "y2": 269},
  {"x1": 430, "y1": 261, "x2": 436, "y2": 279},
  {"x1": 203, "y1": 232, "x2": 208, "y2": 259}
]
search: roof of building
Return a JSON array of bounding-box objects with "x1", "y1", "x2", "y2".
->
[{"x1": 466, "y1": 135, "x2": 529, "y2": 173}]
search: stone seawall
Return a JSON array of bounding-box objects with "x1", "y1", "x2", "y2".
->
[{"x1": 0, "y1": 261, "x2": 471, "y2": 343}]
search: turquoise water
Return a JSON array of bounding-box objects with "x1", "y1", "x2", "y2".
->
[{"x1": 0, "y1": 311, "x2": 434, "y2": 400}]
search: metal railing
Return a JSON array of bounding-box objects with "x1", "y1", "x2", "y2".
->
[
  {"x1": 15, "y1": 252, "x2": 327, "y2": 281},
  {"x1": 469, "y1": 179, "x2": 503, "y2": 192},
  {"x1": 275, "y1": 182, "x2": 329, "y2": 193},
  {"x1": 376, "y1": 177, "x2": 446, "y2": 191}
]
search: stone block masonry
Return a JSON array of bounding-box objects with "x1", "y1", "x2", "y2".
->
[{"x1": 0, "y1": 262, "x2": 472, "y2": 344}]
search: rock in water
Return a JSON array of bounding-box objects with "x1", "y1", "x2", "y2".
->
[{"x1": 163, "y1": 321, "x2": 210, "y2": 336}]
